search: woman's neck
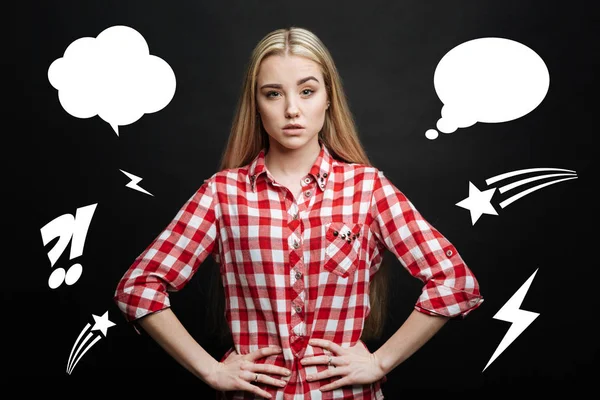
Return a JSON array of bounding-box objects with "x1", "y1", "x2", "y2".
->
[{"x1": 264, "y1": 140, "x2": 321, "y2": 178}]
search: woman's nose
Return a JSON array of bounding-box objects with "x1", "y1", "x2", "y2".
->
[
  {"x1": 286, "y1": 107, "x2": 299, "y2": 118},
  {"x1": 285, "y1": 100, "x2": 300, "y2": 118}
]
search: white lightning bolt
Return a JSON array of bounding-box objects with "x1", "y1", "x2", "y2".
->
[
  {"x1": 483, "y1": 268, "x2": 540, "y2": 372},
  {"x1": 119, "y1": 169, "x2": 154, "y2": 196}
]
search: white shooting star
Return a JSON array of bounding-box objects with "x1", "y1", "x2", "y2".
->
[
  {"x1": 66, "y1": 311, "x2": 116, "y2": 375},
  {"x1": 457, "y1": 167, "x2": 577, "y2": 225}
]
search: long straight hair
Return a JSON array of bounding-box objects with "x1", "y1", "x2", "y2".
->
[{"x1": 207, "y1": 26, "x2": 389, "y2": 344}]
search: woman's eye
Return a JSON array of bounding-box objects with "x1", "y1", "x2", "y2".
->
[{"x1": 265, "y1": 89, "x2": 313, "y2": 98}]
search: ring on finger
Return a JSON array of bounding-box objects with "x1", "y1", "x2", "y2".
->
[
  {"x1": 327, "y1": 355, "x2": 332, "y2": 366},
  {"x1": 254, "y1": 373, "x2": 259, "y2": 383}
]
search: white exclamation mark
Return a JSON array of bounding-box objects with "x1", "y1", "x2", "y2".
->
[{"x1": 40, "y1": 203, "x2": 98, "y2": 289}]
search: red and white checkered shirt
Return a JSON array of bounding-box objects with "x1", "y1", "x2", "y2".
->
[{"x1": 114, "y1": 144, "x2": 483, "y2": 400}]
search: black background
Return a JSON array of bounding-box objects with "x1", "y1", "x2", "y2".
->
[{"x1": 9, "y1": 0, "x2": 597, "y2": 397}]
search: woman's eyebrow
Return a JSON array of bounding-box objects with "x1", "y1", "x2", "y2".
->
[{"x1": 260, "y1": 76, "x2": 320, "y2": 90}]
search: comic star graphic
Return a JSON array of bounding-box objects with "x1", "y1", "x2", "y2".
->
[
  {"x1": 66, "y1": 311, "x2": 116, "y2": 375},
  {"x1": 456, "y1": 167, "x2": 578, "y2": 225}
]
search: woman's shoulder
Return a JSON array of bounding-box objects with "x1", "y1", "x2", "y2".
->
[
  {"x1": 333, "y1": 158, "x2": 381, "y2": 177},
  {"x1": 202, "y1": 165, "x2": 251, "y2": 186}
]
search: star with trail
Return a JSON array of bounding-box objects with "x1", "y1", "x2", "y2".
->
[{"x1": 67, "y1": 310, "x2": 117, "y2": 375}]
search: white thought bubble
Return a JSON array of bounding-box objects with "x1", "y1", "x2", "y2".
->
[
  {"x1": 425, "y1": 37, "x2": 550, "y2": 140},
  {"x1": 47, "y1": 25, "x2": 176, "y2": 135}
]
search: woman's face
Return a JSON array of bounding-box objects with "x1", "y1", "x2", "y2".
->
[{"x1": 256, "y1": 54, "x2": 329, "y2": 152}]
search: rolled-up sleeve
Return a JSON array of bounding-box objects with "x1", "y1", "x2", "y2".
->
[
  {"x1": 114, "y1": 175, "x2": 219, "y2": 327},
  {"x1": 370, "y1": 170, "x2": 483, "y2": 318}
]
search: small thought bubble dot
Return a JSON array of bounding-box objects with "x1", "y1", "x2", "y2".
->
[{"x1": 425, "y1": 129, "x2": 439, "y2": 140}]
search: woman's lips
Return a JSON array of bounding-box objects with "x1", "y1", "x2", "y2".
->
[{"x1": 283, "y1": 127, "x2": 305, "y2": 134}]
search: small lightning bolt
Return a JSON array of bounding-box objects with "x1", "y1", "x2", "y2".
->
[
  {"x1": 119, "y1": 169, "x2": 154, "y2": 196},
  {"x1": 483, "y1": 268, "x2": 540, "y2": 372}
]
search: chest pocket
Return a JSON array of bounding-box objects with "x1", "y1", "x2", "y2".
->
[{"x1": 323, "y1": 221, "x2": 363, "y2": 278}]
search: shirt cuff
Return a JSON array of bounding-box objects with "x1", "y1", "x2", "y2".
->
[
  {"x1": 113, "y1": 290, "x2": 171, "y2": 334},
  {"x1": 415, "y1": 284, "x2": 484, "y2": 318}
]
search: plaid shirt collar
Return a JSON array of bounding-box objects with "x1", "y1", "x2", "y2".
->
[{"x1": 248, "y1": 143, "x2": 334, "y2": 192}]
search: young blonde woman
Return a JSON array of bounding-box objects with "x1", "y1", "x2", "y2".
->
[{"x1": 114, "y1": 26, "x2": 483, "y2": 400}]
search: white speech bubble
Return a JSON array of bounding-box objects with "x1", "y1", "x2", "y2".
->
[
  {"x1": 425, "y1": 37, "x2": 549, "y2": 140},
  {"x1": 47, "y1": 25, "x2": 176, "y2": 136}
]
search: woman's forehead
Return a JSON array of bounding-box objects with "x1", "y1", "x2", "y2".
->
[{"x1": 257, "y1": 54, "x2": 323, "y2": 83}]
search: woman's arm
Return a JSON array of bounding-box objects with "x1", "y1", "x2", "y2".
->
[
  {"x1": 137, "y1": 308, "x2": 219, "y2": 384},
  {"x1": 374, "y1": 310, "x2": 449, "y2": 374}
]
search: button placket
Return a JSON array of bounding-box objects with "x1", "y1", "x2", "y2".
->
[{"x1": 288, "y1": 180, "x2": 308, "y2": 342}]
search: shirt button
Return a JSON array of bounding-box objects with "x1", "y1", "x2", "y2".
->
[
  {"x1": 446, "y1": 249, "x2": 453, "y2": 257},
  {"x1": 304, "y1": 177, "x2": 311, "y2": 184},
  {"x1": 295, "y1": 271, "x2": 302, "y2": 280},
  {"x1": 294, "y1": 305, "x2": 302, "y2": 313},
  {"x1": 293, "y1": 213, "x2": 298, "y2": 220},
  {"x1": 292, "y1": 240, "x2": 300, "y2": 249},
  {"x1": 304, "y1": 190, "x2": 312, "y2": 197},
  {"x1": 323, "y1": 173, "x2": 328, "y2": 178},
  {"x1": 333, "y1": 230, "x2": 339, "y2": 236}
]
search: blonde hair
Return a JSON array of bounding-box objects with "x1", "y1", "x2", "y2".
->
[{"x1": 209, "y1": 26, "x2": 389, "y2": 343}]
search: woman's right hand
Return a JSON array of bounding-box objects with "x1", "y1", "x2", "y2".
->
[{"x1": 207, "y1": 346, "x2": 292, "y2": 399}]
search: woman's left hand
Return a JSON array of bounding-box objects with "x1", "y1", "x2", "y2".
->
[{"x1": 300, "y1": 338, "x2": 386, "y2": 391}]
